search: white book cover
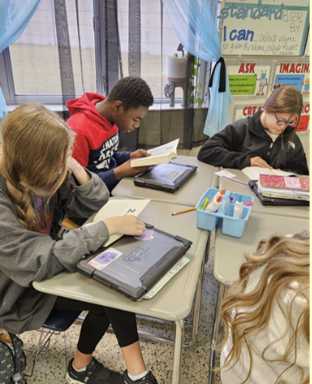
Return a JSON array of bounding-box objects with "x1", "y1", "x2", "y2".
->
[
  {"x1": 130, "y1": 138, "x2": 179, "y2": 167},
  {"x1": 85, "y1": 199, "x2": 150, "y2": 247},
  {"x1": 242, "y1": 166, "x2": 295, "y2": 180}
]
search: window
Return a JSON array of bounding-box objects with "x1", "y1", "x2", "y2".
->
[
  {"x1": 0, "y1": 0, "x2": 207, "y2": 106},
  {"x1": 0, "y1": 0, "x2": 95, "y2": 104}
]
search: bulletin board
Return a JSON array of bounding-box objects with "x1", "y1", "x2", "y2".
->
[
  {"x1": 220, "y1": 0, "x2": 310, "y2": 56},
  {"x1": 234, "y1": 103, "x2": 265, "y2": 121},
  {"x1": 227, "y1": 60, "x2": 273, "y2": 98},
  {"x1": 273, "y1": 60, "x2": 310, "y2": 94}
]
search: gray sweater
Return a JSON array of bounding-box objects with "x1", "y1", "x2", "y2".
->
[{"x1": 0, "y1": 170, "x2": 110, "y2": 334}]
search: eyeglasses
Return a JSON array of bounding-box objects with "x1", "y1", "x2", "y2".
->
[{"x1": 275, "y1": 114, "x2": 298, "y2": 127}]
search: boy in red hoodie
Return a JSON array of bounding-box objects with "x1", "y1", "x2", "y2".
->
[{"x1": 66, "y1": 77, "x2": 154, "y2": 192}]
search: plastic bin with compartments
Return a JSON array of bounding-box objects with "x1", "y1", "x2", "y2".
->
[{"x1": 195, "y1": 188, "x2": 254, "y2": 238}]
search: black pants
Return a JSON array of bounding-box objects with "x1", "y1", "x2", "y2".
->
[{"x1": 52, "y1": 296, "x2": 139, "y2": 355}]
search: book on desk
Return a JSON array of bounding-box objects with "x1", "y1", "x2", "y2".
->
[{"x1": 258, "y1": 174, "x2": 309, "y2": 200}]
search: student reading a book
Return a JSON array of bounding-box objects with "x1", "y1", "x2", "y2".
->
[
  {"x1": 66, "y1": 76, "x2": 154, "y2": 192},
  {"x1": 197, "y1": 85, "x2": 309, "y2": 175},
  {"x1": 217, "y1": 232, "x2": 309, "y2": 384},
  {"x1": 0, "y1": 104, "x2": 158, "y2": 384}
]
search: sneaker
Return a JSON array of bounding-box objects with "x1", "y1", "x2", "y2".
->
[
  {"x1": 120, "y1": 370, "x2": 158, "y2": 384},
  {"x1": 66, "y1": 357, "x2": 122, "y2": 384}
]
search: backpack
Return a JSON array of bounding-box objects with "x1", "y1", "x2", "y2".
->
[{"x1": 0, "y1": 333, "x2": 26, "y2": 384}]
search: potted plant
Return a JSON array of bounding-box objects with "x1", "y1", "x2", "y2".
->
[{"x1": 167, "y1": 44, "x2": 188, "y2": 83}]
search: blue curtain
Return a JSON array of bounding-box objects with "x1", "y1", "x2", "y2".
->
[
  {"x1": 0, "y1": 0, "x2": 43, "y2": 129},
  {"x1": 162, "y1": 0, "x2": 233, "y2": 137}
]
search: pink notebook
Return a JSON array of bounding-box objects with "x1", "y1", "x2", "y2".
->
[{"x1": 258, "y1": 175, "x2": 310, "y2": 191}]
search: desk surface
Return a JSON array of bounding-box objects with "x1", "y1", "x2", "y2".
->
[
  {"x1": 34, "y1": 200, "x2": 208, "y2": 322},
  {"x1": 219, "y1": 169, "x2": 309, "y2": 219},
  {"x1": 214, "y1": 212, "x2": 309, "y2": 286},
  {"x1": 111, "y1": 156, "x2": 218, "y2": 207}
]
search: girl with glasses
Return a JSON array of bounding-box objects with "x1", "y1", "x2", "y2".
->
[{"x1": 197, "y1": 85, "x2": 309, "y2": 175}]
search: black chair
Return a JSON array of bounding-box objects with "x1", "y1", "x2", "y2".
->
[{"x1": 24, "y1": 310, "x2": 81, "y2": 377}]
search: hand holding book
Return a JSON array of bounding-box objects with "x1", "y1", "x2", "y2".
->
[{"x1": 130, "y1": 139, "x2": 179, "y2": 167}]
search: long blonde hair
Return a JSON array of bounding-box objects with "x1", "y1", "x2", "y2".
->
[
  {"x1": 0, "y1": 103, "x2": 74, "y2": 232},
  {"x1": 216, "y1": 232, "x2": 309, "y2": 384}
]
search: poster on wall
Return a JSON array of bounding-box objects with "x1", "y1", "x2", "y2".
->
[
  {"x1": 234, "y1": 103, "x2": 265, "y2": 121},
  {"x1": 234, "y1": 101, "x2": 310, "y2": 132},
  {"x1": 297, "y1": 101, "x2": 310, "y2": 132},
  {"x1": 226, "y1": 60, "x2": 272, "y2": 97},
  {"x1": 273, "y1": 61, "x2": 310, "y2": 94},
  {"x1": 220, "y1": 0, "x2": 310, "y2": 56}
]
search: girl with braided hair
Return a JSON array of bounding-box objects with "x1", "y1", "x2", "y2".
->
[{"x1": 0, "y1": 103, "x2": 158, "y2": 384}]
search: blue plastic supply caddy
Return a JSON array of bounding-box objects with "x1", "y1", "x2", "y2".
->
[{"x1": 196, "y1": 188, "x2": 254, "y2": 238}]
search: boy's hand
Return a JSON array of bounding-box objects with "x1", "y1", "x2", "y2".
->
[
  {"x1": 104, "y1": 215, "x2": 145, "y2": 237},
  {"x1": 250, "y1": 156, "x2": 272, "y2": 169},
  {"x1": 130, "y1": 149, "x2": 151, "y2": 159},
  {"x1": 114, "y1": 160, "x2": 150, "y2": 180}
]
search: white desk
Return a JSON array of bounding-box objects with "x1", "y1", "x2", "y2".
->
[
  {"x1": 33, "y1": 200, "x2": 209, "y2": 384},
  {"x1": 209, "y1": 212, "x2": 309, "y2": 384},
  {"x1": 219, "y1": 169, "x2": 309, "y2": 220},
  {"x1": 112, "y1": 156, "x2": 219, "y2": 207}
]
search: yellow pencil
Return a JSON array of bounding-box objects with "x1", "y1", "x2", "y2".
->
[{"x1": 171, "y1": 207, "x2": 197, "y2": 216}]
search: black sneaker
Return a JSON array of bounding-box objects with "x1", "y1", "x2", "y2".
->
[
  {"x1": 120, "y1": 370, "x2": 158, "y2": 384},
  {"x1": 66, "y1": 357, "x2": 122, "y2": 384}
]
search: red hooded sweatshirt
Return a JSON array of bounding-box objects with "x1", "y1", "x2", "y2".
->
[{"x1": 66, "y1": 93, "x2": 130, "y2": 192}]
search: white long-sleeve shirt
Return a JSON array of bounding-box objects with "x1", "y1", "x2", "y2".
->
[{"x1": 221, "y1": 265, "x2": 309, "y2": 384}]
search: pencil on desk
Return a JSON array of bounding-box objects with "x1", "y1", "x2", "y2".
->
[{"x1": 171, "y1": 207, "x2": 197, "y2": 216}]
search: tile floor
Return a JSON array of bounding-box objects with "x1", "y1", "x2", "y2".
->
[{"x1": 20, "y1": 232, "x2": 224, "y2": 384}]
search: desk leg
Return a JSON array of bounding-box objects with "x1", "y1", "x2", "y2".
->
[
  {"x1": 209, "y1": 283, "x2": 226, "y2": 384},
  {"x1": 183, "y1": 258, "x2": 204, "y2": 347},
  {"x1": 172, "y1": 319, "x2": 184, "y2": 384}
]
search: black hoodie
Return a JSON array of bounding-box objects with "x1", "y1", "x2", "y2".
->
[{"x1": 197, "y1": 111, "x2": 309, "y2": 175}]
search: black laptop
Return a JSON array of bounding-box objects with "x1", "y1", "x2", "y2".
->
[
  {"x1": 134, "y1": 162, "x2": 197, "y2": 193},
  {"x1": 77, "y1": 224, "x2": 192, "y2": 301}
]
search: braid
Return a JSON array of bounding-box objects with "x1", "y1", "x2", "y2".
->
[{"x1": 3, "y1": 169, "x2": 39, "y2": 232}]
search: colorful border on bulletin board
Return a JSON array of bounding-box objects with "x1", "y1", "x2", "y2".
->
[
  {"x1": 226, "y1": 59, "x2": 273, "y2": 98},
  {"x1": 220, "y1": 0, "x2": 310, "y2": 56},
  {"x1": 273, "y1": 60, "x2": 310, "y2": 94}
]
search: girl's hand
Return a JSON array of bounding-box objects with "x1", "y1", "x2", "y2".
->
[
  {"x1": 250, "y1": 156, "x2": 272, "y2": 169},
  {"x1": 104, "y1": 215, "x2": 145, "y2": 237},
  {"x1": 67, "y1": 156, "x2": 91, "y2": 185}
]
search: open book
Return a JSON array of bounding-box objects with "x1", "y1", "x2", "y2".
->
[
  {"x1": 242, "y1": 166, "x2": 296, "y2": 180},
  {"x1": 130, "y1": 139, "x2": 179, "y2": 167},
  {"x1": 85, "y1": 199, "x2": 150, "y2": 246}
]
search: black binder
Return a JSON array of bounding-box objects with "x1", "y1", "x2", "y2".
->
[{"x1": 248, "y1": 180, "x2": 309, "y2": 206}]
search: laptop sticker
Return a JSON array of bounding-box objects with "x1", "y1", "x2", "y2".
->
[
  {"x1": 135, "y1": 229, "x2": 154, "y2": 240},
  {"x1": 88, "y1": 248, "x2": 122, "y2": 270}
]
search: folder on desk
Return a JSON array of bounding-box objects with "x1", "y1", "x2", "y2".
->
[
  {"x1": 134, "y1": 162, "x2": 197, "y2": 193},
  {"x1": 77, "y1": 224, "x2": 192, "y2": 301}
]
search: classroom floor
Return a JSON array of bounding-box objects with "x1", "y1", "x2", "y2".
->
[{"x1": 20, "y1": 231, "x2": 224, "y2": 384}]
